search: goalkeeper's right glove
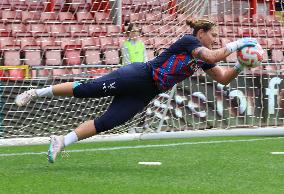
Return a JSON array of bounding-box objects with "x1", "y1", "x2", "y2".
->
[{"x1": 226, "y1": 38, "x2": 257, "y2": 53}]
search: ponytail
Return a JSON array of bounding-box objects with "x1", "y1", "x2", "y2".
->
[{"x1": 186, "y1": 18, "x2": 217, "y2": 36}]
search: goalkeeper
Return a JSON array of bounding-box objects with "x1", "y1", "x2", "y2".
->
[{"x1": 15, "y1": 18, "x2": 257, "y2": 163}]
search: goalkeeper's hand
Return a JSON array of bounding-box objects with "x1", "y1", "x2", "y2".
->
[
  {"x1": 233, "y1": 62, "x2": 245, "y2": 74},
  {"x1": 226, "y1": 38, "x2": 257, "y2": 53}
]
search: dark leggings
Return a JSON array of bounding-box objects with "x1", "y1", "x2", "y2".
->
[{"x1": 73, "y1": 62, "x2": 160, "y2": 133}]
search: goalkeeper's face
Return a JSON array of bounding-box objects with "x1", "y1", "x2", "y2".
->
[{"x1": 199, "y1": 27, "x2": 218, "y2": 50}]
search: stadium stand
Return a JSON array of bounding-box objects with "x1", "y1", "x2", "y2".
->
[{"x1": 0, "y1": 0, "x2": 281, "y2": 80}]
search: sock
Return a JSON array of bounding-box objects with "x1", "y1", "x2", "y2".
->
[
  {"x1": 35, "y1": 86, "x2": 53, "y2": 97},
  {"x1": 64, "y1": 131, "x2": 78, "y2": 146}
]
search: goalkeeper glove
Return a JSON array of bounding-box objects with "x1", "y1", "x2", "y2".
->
[
  {"x1": 226, "y1": 38, "x2": 257, "y2": 53},
  {"x1": 233, "y1": 62, "x2": 245, "y2": 74}
]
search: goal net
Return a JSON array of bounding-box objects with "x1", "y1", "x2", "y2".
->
[{"x1": 0, "y1": 0, "x2": 283, "y2": 145}]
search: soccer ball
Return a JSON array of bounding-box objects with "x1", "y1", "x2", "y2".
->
[{"x1": 237, "y1": 43, "x2": 264, "y2": 68}]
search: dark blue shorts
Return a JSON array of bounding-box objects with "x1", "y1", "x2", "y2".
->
[{"x1": 73, "y1": 62, "x2": 160, "y2": 133}]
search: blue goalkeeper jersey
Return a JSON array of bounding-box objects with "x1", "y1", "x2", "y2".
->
[{"x1": 148, "y1": 34, "x2": 216, "y2": 91}]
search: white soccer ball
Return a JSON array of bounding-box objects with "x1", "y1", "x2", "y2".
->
[{"x1": 237, "y1": 43, "x2": 264, "y2": 68}]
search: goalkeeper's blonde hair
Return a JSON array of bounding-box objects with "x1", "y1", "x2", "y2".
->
[{"x1": 186, "y1": 18, "x2": 217, "y2": 36}]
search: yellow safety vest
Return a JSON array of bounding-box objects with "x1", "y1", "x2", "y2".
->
[{"x1": 123, "y1": 40, "x2": 145, "y2": 63}]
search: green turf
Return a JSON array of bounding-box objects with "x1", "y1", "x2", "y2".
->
[{"x1": 0, "y1": 136, "x2": 284, "y2": 194}]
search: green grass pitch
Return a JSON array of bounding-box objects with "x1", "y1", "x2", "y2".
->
[{"x1": 1, "y1": 136, "x2": 284, "y2": 194}]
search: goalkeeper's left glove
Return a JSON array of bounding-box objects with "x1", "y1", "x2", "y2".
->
[
  {"x1": 233, "y1": 62, "x2": 245, "y2": 74},
  {"x1": 226, "y1": 38, "x2": 257, "y2": 53}
]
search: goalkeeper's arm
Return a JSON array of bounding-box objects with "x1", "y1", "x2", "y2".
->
[
  {"x1": 192, "y1": 38, "x2": 257, "y2": 64},
  {"x1": 204, "y1": 63, "x2": 244, "y2": 85}
]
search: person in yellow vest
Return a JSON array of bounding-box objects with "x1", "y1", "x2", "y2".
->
[{"x1": 122, "y1": 23, "x2": 147, "y2": 66}]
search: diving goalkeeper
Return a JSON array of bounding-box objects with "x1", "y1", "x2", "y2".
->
[{"x1": 15, "y1": 19, "x2": 257, "y2": 163}]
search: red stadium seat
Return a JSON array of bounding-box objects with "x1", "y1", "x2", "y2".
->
[
  {"x1": 24, "y1": 47, "x2": 43, "y2": 78},
  {"x1": 106, "y1": 25, "x2": 121, "y2": 36},
  {"x1": 59, "y1": 37, "x2": 81, "y2": 50},
  {"x1": 99, "y1": 37, "x2": 118, "y2": 50},
  {"x1": 17, "y1": 37, "x2": 39, "y2": 49},
  {"x1": 237, "y1": 27, "x2": 252, "y2": 37},
  {"x1": 0, "y1": 23, "x2": 10, "y2": 35},
  {"x1": 76, "y1": 12, "x2": 95, "y2": 23},
  {"x1": 88, "y1": 25, "x2": 107, "y2": 37},
  {"x1": 26, "y1": 0, "x2": 45, "y2": 11},
  {"x1": 267, "y1": 38, "x2": 283, "y2": 49},
  {"x1": 132, "y1": 0, "x2": 148, "y2": 12},
  {"x1": 104, "y1": 49, "x2": 120, "y2": 65},
  {"x1": 252, "y1": 26, "x2": 267, "y2": 37},
  {"x1": 146, "y1": 0, "x2": 161, "y2": 10},
  {"x1": 82, "y1": 37, "x2": 102, "y2": 72},
  {"x1": 174, "y1": 25, "x2": 192, "y2": 36},
  {"x1": 224, "y1": 14, "x2": 238, "y2": 25},
  {"x1": 210, "y1": 15, "x2": 224, "y2": 25},
  {"x1": 176, "y1": 14, "x2": 188, "y2": 25},
  {"x1": 3, "y1": 49, "x2": 21, "y2": 66},
  {"x1": 94, "y1": 12, "x2": 112, "y2": 24},
  {"x1": 0, "y1": 37, "x2": 18, "y2": 49},
  {"x1": 0, "y1": 0, "x2": 11, "y2": 10},
  {"x1": 271, "y1": 26, "x2": 283, "y2": 37},
  {"x1": 27, "y1": 23, "x2": 49, "y2": 37},
  {"x1": 265, "y1": 15, "x2": 281, "y2": 27},
  {"x1": 271, "y1": 50, "x2": 284, "y2": 63},
  {"x1": 257, "y1": 38, "x2": 269, "y2": 50},
  {"x1": 85, "y1": 49, "x2": 101, "y2": 65},
  {"x1": 67, "y1": 0, "x2": 90, "y2": 12},
  {"x1": 21, "y1": 11, "x2": 41, "y2": 23},
  {"x1": 122, "y1": 0, "x2": 132, "y2": 7},
  {"x1": 9, "y1": 0, "x2": 28, "y2": 10},
  {"x1": 6, "y1": 23, "x2": 32, "y2": 37},
  {"x1": 1, "y1": 10, "x2": 22, "y2": 23},
  {"x1": 40, "y1": 12, "x2": 58, "y2": 23},
  {"x1": 161, "y1": 13, "x2": 176, "y2": 25},
  {"x1": 140, "y1": 37, "x2": 155, "y2": 49},
  {"x1": 45, "y1": 48, "x2": 66, "y2": 76},
  {"x1": 237, "y1": 15, "x2": 251, "y2": 26},
  {"x1": 36, "y1": 37, "x2": 58, "y2": 49},
  {"x1": 262, "y1": 49, "x2": 269, "y2": 63},
  {"x1": 114, "y1": 36, "x2": 126, "y2": 48},
  {"x1": 48, "y1": 24, "x2": 71, "y2": 37},
  {"x1": 160, "y1": 0, "x2": 170, "y2": 12},
  {"x1": 24, "y1": 49, "x2": 41, "y2": 64},
  {"x1": 64, "y1": 45, "x2": 82, "y2": 75},
  {"x1": 65, "y1": 24, "x2": 89, "y2": 37},
  {"x1": 154, "y1": 37, "x2": 170, "y2": 51},
  {"x1": 129, "y1": 13, "x2": 146, "y2": 24},
  {"x1": 111, "y1": 37, "x2": 119, "y2": 48},
  {"x1": 145, "y1": 13, "x2": 162, "y2": 24},
  {"x1": 54, "y1": 0, "x2": 69, "y2": 12},
  {"x1": 158, "y1": 24, "x2": 174, "y2": 37},
  {"x1": 221, "y1": 26, "x2": 237, "y2": 37},
  {"x1": 4, "y1": 47, "x2": 23, "y2": 80},
  {"x1": 146, "y1": 48, "x2": 155, "y2": 60},
  {"x1": 58, "y1": 12, "x2": 77, "y2": 24},
  {"x1": 252, "y1": 14, "x2": 266, "y2": 26},
  {"x1": 141, "y1": 25, "x2": 158, "y2": 36},
  {"x1": 81, "y1": 37, "x2": 100, "y2": 49},
  {"x1": 7, "y1": 68, "x2": 25, "y2": 80}
]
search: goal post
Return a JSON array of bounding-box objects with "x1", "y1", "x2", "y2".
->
[{"x1": 0, "y1": 0, "x2": 284, "y2": 146}]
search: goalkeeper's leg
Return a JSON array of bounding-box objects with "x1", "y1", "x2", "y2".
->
[
  {"x1": 48, "y1": 94, "x2": 156, "y2": 163},
  {"x1": 15, "y1": 82, "x2": 74, "y2": 107},
  {"x1": 15, "y1": 62, "x2": 156, "y2": 107}
]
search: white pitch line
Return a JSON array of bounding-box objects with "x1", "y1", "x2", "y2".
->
[
  {"x1": 271, "y1": 152, "x2": 284, "y2": 155},
  {"x1": 0, "y1": 137, "x2": 283, "y2": 157}
]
